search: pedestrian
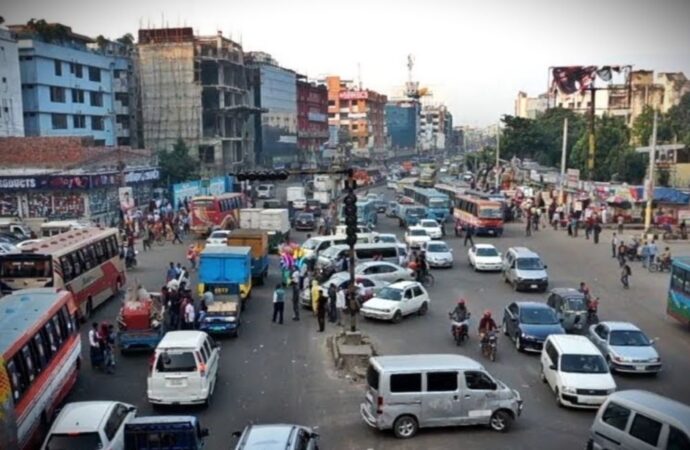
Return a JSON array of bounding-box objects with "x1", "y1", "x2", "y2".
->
[
  {"x1": 291, "y1": 267, "x2": 300, "y2": 321},
  {"x1": 172, "y1": 225, "x2": 183, "y2": 244},
  {"x1": 101, "y1": 322, "x2": 116, "y2": 374},
  {"x1": 552, "y1": 209, "x2": 559, "y2": 230},
  {"x1": 316, "y1": 291, "x2": 327, "y2": 332},
  {"x1": 681, "y1": 220, "x2": 687, "y2": 240},
  {"x1": 143, "y1": 226, "x2": 153, "y2": 251},
  {"x1": 336, "y1": 286, "x2": 346, "y2": 326},
  {"x1": 525, "y1": 215, "x2": 532, "y2": 237},
  {"x1": 183, "y1": 298, "x2": 196, "y2": 329},
  {"x1": 617, "y1": 215, "x2": 624, "y2": 234},
  {"x1": 618, "y1": 242, "x2": 627, "y2": 268},
  {"x1": 611, "y1": 232, "x2": 618, "y2": 258},
  {"x1": 621, "y1": 263, "x2": 631, "y2": 289},
  {"x1": 88, "y1": 322, "x2": 102, "y2": 370},
  {"x1": 178, "y1": 267, "x2": 190, "y2": 292},
  {"x1": 166, "y1": 262, "x2": 177, "y2": 282},
  {"x1": 327, "y1": 283, "x2": 337, "y2": 323},
  {"x1": 648, "y1": 240, "x2": 658, "y2": 268},
  {"x1": 311, "y1": 279, "x2": 320, "y2": 315},
  {"x1": 187, "y1": 245, "x2": 198, "y2": 271},
  {"x1": 167, "y1": 286, "x2": 180, "y2": 329},
  {"x1": 585, "y1": 216, "x2": 592, "y2": 240},
  {"x1": 640, "y1": 241, "x2": 650, "y2": 268},
  {"x1": 593, "y1": 221, "x2": 602, "y2": 244},
  {"x1": 272, "y1": 283, "x2": 285, "y2": 324},
  {"x1": 463, "y1": 224, "x2": 475, "y2": 247}
]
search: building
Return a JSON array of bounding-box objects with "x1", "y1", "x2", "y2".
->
[
  {"x1": 514, "y1": 91, "x2": 548, "y2": 119},
  {"x1": 246, "y1": 52, "x2": 298, "y2": 167},
  {"x1": 385, "y1": 99, "x2": 419, "y2": 154},
  {"x1": 325, "y1": 75, "x2": 387, "y2": 158},
  {"x1": 137, "y1": 28, "x2": 257, "y2": 173},
  {"x1": 296, "y1": 78, "x2": 329, "y2": 163},
  {"x1": 0, "y1": 26, "x2": 24, "y2": 137},
  {"x1": 419, "y1": 103, "x2": 451, "y2": 152},
  {"x1": 0, "y1": 136, "x2": 158, "y2": 226}
]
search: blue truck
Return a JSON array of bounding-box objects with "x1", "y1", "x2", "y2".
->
[
  {"x1": 124, "y1": 416, "x2": 209, "y2": 450},
  {"x1": 227, "y1": 229, "x2": 269, "y2": 285}
]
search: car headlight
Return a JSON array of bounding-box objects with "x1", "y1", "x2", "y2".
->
[
  {"x1": 521, "y1": 333, "x2": 538, "y2": 340},
  {"x1": 561, "y1": 386, "x2": 577, "y2": 394},
  {"x1": 650, "y1": 357, "x2": 661, "y2": 363},
  {"x1": 611, "y1": 354, "x2": 625, "y2": 363}
]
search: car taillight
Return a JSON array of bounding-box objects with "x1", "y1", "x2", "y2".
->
[
  {"x1": 376, "y1": 396, "x2": 383, "y2": 414},
  {"x1": 196, "y1": 351, "x2": 206, "y2": 376},
  {"x1": 148, "y1": 354, "x2": 155, "y2": 374}
]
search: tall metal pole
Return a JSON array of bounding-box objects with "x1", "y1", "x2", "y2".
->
[
  {"x1": 559, "y1": 117, "x2": 568, "y2": 203},
  {"x1": 587, "y1": 87, "x2": 596, "y2": 179},
  {"x1": 495, "y1": 122, "x2": 500, "y2": 191},
  {"x1": 644, "y1": 111, "x2": 658, "y2": 233}
]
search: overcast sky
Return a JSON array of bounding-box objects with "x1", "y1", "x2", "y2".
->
[{"x1": 4, "y1": 0, "x2": 690, "y2": 126}]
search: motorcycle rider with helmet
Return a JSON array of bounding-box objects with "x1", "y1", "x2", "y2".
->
[
  {"x1": 449, "y1": 298, "x2": 470, "y2": 342},
  {"x1": 478, "y1": 310, "x2": 497, "y2": 340}
]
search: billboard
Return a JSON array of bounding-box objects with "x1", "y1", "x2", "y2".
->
[{"x1": 339, "y1": 90, "x2": 369, "y2": 100}]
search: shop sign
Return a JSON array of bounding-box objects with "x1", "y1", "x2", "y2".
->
[{"x1": 0, "y1": 175, "x2": 90, "y2": 190}]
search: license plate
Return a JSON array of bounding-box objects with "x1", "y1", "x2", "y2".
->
[
  {"x1": 167, "y1": 379, "x2": 184, "y2": 386},
  {"x1": 488, "y1": 230, "x2": 494, "y2": 234},
  {"x1": 211, "y1": 326, "x2": 226, "y2": 332},
  {"x1": 635, "y1": 366, "x2": 646, "y2": 371},
  {"x1": 530, "y1": 284, "x2": 537, "y2": 289}
]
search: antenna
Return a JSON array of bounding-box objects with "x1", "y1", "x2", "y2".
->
[{"x1": 357, "y1": 62, "x2": 362, "y2": 90}]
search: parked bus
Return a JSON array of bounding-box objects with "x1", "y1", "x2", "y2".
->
[
  {"x1": 668, "y1": 257, "x2": 690, "y2": 326},
  {"x1": 415, "y1": 167, "x2": 437, "y2": 188},
  {"x1": 0, "y1": 288, "x2": 81, "y2": 450},
  {"x1": 402, "y1": 186, "x2": 451, "y2": 222},
  {"x1": 452, "y1": 194, "x2": 504, "y2": 236},
  {"x1": 339, "y1": 199, "x2": 378, "y2": 227},
  {"x1": 190, "y1": 192, "x2": 245, "y2": 236},
  {"x1": 0, "y1": 227, "x2": 125, "y2": 318}
]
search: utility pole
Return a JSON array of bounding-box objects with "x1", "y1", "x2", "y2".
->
[
  {"x1": 559, "y1": 117, "x2": 568, "y2": 204},
  {"x1": 587, "y1": 86, "x2": 596, "y2": 179},
  {"x1": 644, "y1": 111, "x2": 658, "y2": 233},
  {"x1": 494, "y1": 122, "x2": 500, "y2": 191}
]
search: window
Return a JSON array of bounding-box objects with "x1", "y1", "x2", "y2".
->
[
  {"x1": 412, "y1": 286, "x2": 424, "y2": 297},
  {"x1": 33, "y1": 334, "x2": 47, "y2": 370},
  {"x1": 88, "y1": 66, "x2": 101, "y2": 82},
  {"x1": 90, "y1": 91, "x2": 103, "y2": 107},
  {"x1": 155, "y1": 352, "x2": 197, "y2": 372},
  {"x1": 115, "y1": 92, "x2": 129, "y2": 107},
  {"x1": 75, "y1": 63, "x2": 83, "y2": 78},
  {"x1": 390, "y1": 373, "x2": 421, "y2": 393},
  {"x1": 72, "y1": 89, "x2": 84, "y2": 103},
  {"x1": 595, "y1": 324, "x2": 609, "y2": 340},
  {"x1": 50, "y1": 86, "x2": 65, "y2": 103},
  {"x1": 668, "y1": 427, "x2": 690, "y2": 450},
  {"x1": 545, "y1": 341, "x2": 559, "y2": 368},
  {"x1": 629, "y1": 413, "x2": 661, "y2": 446},
  {"x1": 51, "y1": 114, "x2": 67, "y2": 129},
  {"x1": 92, "y1": 116, "x2": 104, "y2": 130},
  {"x1": 54, "y1": 60, "x2": 62, "y2": 76},
  {"x1": 73, "y1": 114, "x2": 86, "y2": 129},
  {"x1": 20, "y1": 346, "x2": 36, "y2": 383},
  {"x1": 366, "y1": 365, "x2": 380, "y2": 389},
  {"x1": 464, "y1": 371, "x2": 496, "y2": 390},
  {"x1": 104, "y1": 403, "x2": 129, "y2": 440},
  {"x1": 601, "y1": 402, "x2": 630, "y2": 431},
  {"x1": 427, "y1": 372, "x2": 458, "y2": 392}
]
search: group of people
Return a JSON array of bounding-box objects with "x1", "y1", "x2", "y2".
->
[
  {"x1": 88, "y1": 321, "x2": 116, "y2": 374},
  {"x1": 611, "y1": 233, "x2": 672, "y2": 288},
  {"x1": 162, "y1": 262, "x2": 202, "y2": 330}
]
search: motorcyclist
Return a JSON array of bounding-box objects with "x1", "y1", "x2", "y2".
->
[
  {"x1": 659, "y1": 247, "x2": 671, "y2": 268},
  {"x1": 478, "y1": 310, "x2": 497, "y2": 341},
  {"x1": 450, "y1": 298, "x2": 469, "y2": 323}
]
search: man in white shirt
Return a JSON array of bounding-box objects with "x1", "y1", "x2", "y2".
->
[
  {"x1": 88, "y1": 322, "x2": 101, "y2": 369},
  {"x1": 183, "y1": 301, "x2": 196, "y2": 329},
  {"x1": 335, "y1": 287, "x2": 346, "y2": 326}
]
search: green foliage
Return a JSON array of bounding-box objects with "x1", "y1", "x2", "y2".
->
[
  {"x1": 26, "y1": 19, "x2": 70, "y2": 43},
  {"x1": 158, "y1": 139, "x2": 199, "y2": 185},
  {"x1": 116, "y1": 33, "x2": 135, "y2": 47},
  {"x1": 632, "y1": 105, "x2": 672, "y2": 146},
  {"x1": 667, "y1": 92, "x2": 690, "y2": 147}
]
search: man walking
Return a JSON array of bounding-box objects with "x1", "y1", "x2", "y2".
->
[
  {"x1": 593, "y1": 220, "x2": 602, "y2": 244},
  {"x1": 316, "y1": 290, "x2": 327, "y2": 332},
  {"x1": 621, "y1": 263, "x2": 631, "y2": 289},
  {"x1": 327, "y1": 283, "x2": 337, "y2": 323},
  {"x1": 464, "y1": 224, "x2": 475, "y2": 247},
  {"x1": 88, "y1": 322, "x2": 102, "y2": 370},
  {"x1": 336, "y1": 286, "x2": 346, "y2": 326},
  {"x1": 183, "y1": 298, "x2": 196, "y2": 329},
  {"x1": 648, "y1": 240, "x2": 658, "y2": 269},
  {"x1": 272, "y1": 283, "x2": 285, "y2": 324},
  {"x1": 525, "y1": 214, "x2": 532, "y2": 237},
  {"x1": 611, "y1": 232, "x2": 618, "y2": 258},
  {"x1": 291, "y1": 267, "x2": 300, "y2": 321}
]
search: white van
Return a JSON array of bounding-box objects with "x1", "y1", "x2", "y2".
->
[
  {"x1": 316, "y1": 243, "x2": 400, "y2": 269},
  {"x1": 147, "y1": 331, "x2": 220, "y2": 406},
  {"x1": 256, "y1": 184, "x2": 275, "y2": 199},
  {"x1": 360, "y1": 354, "x2": 522, "y2": 439},
  {"x1": 301, "y1": 234, "x2": 375, "y2": 259},
  {"x1": 540, "y1": 334, "x2": 616, "y2": 409}
]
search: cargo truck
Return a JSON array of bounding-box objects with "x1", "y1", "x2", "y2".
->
[
  {"x1": 198, "y1": 246, "x2": 252, "y2": 310},
  {"x1": 227, "y1": 229, "x2": 269, "y2": 285}
]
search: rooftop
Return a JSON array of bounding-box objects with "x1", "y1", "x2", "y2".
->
[
  {"x1": 52, "y1": 401, "x2": 120, "y2": 433},
  {"x1": 372, "y1": 354, "x2": 483, "y2": 372}
]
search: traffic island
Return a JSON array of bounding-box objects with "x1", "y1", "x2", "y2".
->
[{"x1": 327, "y1": 330, "x2": 377, "y2": 381}]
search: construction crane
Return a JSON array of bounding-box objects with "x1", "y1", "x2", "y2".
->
[{"x1": 405, "y1": 54, "x2": 431, "y2": 100}]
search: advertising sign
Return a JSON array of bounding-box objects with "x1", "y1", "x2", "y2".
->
[{"x1": 339, "y1": 90, "x2": 369, "y2": 100}]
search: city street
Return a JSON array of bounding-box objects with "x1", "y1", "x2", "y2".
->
[{"x1": 68, "y1": 187, "x2": 690, "y2": 450}]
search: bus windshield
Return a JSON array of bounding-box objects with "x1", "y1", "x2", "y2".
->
[
  {"x1": 0, "y1": 256, "x2": 52, "y2": 278},
  {"x1": 479, "y1": 207, "x2": 503, "y2": 219},
  {"x1": 429, "y1": 199, "x2": 448, "y2": 209},
  {"x1": 192, "y1": 199, "x2": 215, "y2": 210}
]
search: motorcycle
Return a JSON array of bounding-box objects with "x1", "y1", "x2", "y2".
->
[
  {"x1": 125, "y1": 248, "x2": 138, "y2": 269},
  {"x1": 449, "y1": 312, "x2": 470, "y2": 346},
  {"x1": 481, "y1": 330, "x2": 498, "y2": 361},
  {"x1": 648, "y1": 257, "x2": 671, "y2": 273}
]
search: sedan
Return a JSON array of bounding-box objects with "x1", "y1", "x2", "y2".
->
[
  {"x1": 418, "y1": 219, "x2": 443, "y2": 239},
  {"x1": 294, "y1": 212, "x2": 316, "y2": 231},
  {"x1": 405, "y1": 226, "x2": 431, "y2": 249},
  {"x1": 588, "y1": 321, "x2": 662, "y2": 374},
  {"x1": 300, "y1": 274, "x2": 384, "y2": 308},
  {"x1": 468, "y1": 244, "x2": 502, "y2": 271},
  {"x1": 423, "y1": 241, "x2": 453, "y2": 268},
  {"x1": 503, "y1": 301, "x2": 565, "y2": 352},
  {"x1": 206, "y1": 230, "x2": 230, "y2": 246},
  {"x1": 354, "y1": 261, "x2": 414, "y2": 283},
  {"x1": 374, "y1": 233, "x2": 401, "y2": 245}
]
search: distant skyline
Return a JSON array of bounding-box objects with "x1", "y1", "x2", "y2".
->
[{"x1": 4, "y1": 0, "x2": 690, "y2": 126}]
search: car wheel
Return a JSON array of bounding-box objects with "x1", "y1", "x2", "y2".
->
[
  {"x1": 393, "y1": 415, "x2": 418, "y2": 439},
  {"x1": 515, "y1": 335, "x2": 522, "y2": 352},
  {"x1": 489, "y1": 410, "x2": 513, "y2": 432},
  {"x1": 501, "y1": 320, "x2": 508, "y2": 336},
  {"x1": 540, "y1": 367, "x2": 547, "y2": 383},
  {"x1": 512, "y1": 281, "x2": 519, "y2": 292},
  {"x1": 418, "y1": 302, "x2": 428, "y2": 316},
  {"x1": 554, "y1": 388, "x2": 563, "y2": 407},
  {"x1": 392, "y1": 310, "x2": 402, "y2": 324}
]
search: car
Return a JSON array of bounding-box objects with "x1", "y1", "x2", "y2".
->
[
  {"x1": 587, "y1": 321, "x2": 662, "y2": 374},
  {"x1": 405, "y1": 226, "x2": 431, "y2": 249},
  {"x1": 263, "y1": 199, "x2": 283, "y2": 209},
  {"x1": 354, "y1": 261, "x2": 414, "y2": 283},
  {"x1": 502, "y1": 247, "x2": 549, "y2": 292},
  {"x1": 206, "y1": 230, "x2": 231, "y2": 246},
  {"x1": 422, "y1": 241, "x2": 453, "y2": 268},
  {"x1": 301, "y1": 273, "x2": 384, "y2": 308},
  {"x1": 256, "y1": 184, "x2": 275, "y2": 199},
  {"x1": 361, "y1": 281, "x2": 429, "y2": 323},
  {"x1": 294, "y1": 212, "x2": 316, "y2": 231},
  {"x1": 292, "y1": 197, "x2": 307, "y2": 210},
  {"x1": 418, "y1": 219, "x2": 442, "y2": 239},
  {"x1": 41, "y1": 401, "x2": 137, "y2": 450},
  {"x1": 468, "y1": 244, "x2": 502, "y2": 271},
  {"x1": 546, "y1": 288, "x2": 589, "y2": 333},
  {"x1": 373, "y1": 233, "x2": 401, "y2": 245},
  {"x1": 502, "y1": 301, "x2": 566, "y2": 352},
  {"x1": 387, "y1": 180, "x2": 397, "y2": 189},
  {"x1": 0, "y1": 242, "x2": 19, "y2": 255},
  {"x1": 232, "y1": 424, "x2": 319, "y2": 450}
]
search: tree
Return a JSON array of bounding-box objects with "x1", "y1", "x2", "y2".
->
[
  {"x1": 95, "y1": 35, "x2": 108, "y2": 51},
  {"x1": 116, "y1": 33, "x2": 135, "y2": 47},
  {"x1": 26, "y1": 19, "x2": 69, "y2": 43},
  {"x1": 158, "y1": 139, "x2": 199, "y2": 185},
  {"x1": 667, "y1": 92, "x2": 690, "y2": 147},
  {"x1": 632, "y1": 105, "x2": 672, "y2": 146}
]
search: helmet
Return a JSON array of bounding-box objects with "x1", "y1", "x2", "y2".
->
[
  {"x1": 457, "y1": 298, "x2": 466, "y2": 305},
  {"x1": 483, "y1": 309, "x2": 492, "y2": 318}
]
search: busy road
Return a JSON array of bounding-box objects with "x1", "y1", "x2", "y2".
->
[{"x1": 67, "y1": 184, "x2": 690, "y2": 450}]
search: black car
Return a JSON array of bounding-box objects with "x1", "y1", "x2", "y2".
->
[
  {"x1": 502, "y1": 301, "x2": 565, "y2": 353},
  {"x1": 294, "y1": 212, "x2": 316, "y2": 231}
]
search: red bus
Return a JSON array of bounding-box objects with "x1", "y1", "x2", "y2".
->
[
  {"x1": 190, "y1": 192, "x2": 245, "y2": 236},
  {"x1": 0, "y1": 288, "x2": 81, "y2": 450},
  {"x1": 0, "y1": 228, "x2": 125, "y2": 319},
  {"x1": 453, "y1": 195, "x2": 505, "y2": 236}
]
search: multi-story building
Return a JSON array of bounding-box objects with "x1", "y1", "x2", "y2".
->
[
  {"x1": 296, "y1": 77, "x2": 328, "y2": 162},
  {"x1": 246, "y1": 52, "x2": 298, "y2": 167},
  {"x1": 10, "y1": 23, "x2": 118, "y2": 145},
  {"x1": 514, "y1": 91, "x2": 548, "y2": 119},
  {"x1": 385, "y1": 99, "x2": 419, "y2": 154},
  {"x1": 419, "y1": 103, "x2": 451, "y2": 152},
  {"x1": 0, "y1": 26, "x2": 24, "y2": 137},
  {"x1": 137, "y1": 28, "x2": 257, "y2": 173},
  {"x1": 326, "y1": 75, "x2": 387, "y2": 158}
]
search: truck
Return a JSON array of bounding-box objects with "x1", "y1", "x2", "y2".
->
[
  {"x1": 124, "y1": 416, "x2": 209, "y2": 450},
  {"x1": 198, "y1": 246, "x2": 252, "y2": 309},
  {"x1": 0, "y1": 217, "x2": 32, "y2": 240},
  {"x1": 313, "y1": 190, "x2": 331, "y2": 208},
  {"x1": 116, "y1": 287, "x2": 165, "y2": 352},
  {"x1": 286, "y1": 186, "x2": 307, "y2": 209},
  {"x1": 259, "y1": 209, "x2": 290, "y2": 253},
  {"x1": 227, "y1": 229, "x2": 269, "y2": 285}
]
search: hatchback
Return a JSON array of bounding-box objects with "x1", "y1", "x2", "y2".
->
[{"x1": 361, "y1": 281, "x2": 429, "y2": 323}]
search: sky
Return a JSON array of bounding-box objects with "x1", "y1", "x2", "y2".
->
[{"x1": 4, "y1": 0, "x2": 690, "y2": 126}]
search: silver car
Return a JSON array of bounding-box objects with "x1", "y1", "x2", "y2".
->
[
  {"x1": 300, "y1": 273, "x2": 384, "y2": 308},
  {"x1": 588, "y1": 322, "x2": 662, "y2": 374},
  {"x1": 423, "y1": 241, "x2": 453, "y2": 268},
  {"x1": 354, "y1": 261, "x2": 414, "y2": 284}
]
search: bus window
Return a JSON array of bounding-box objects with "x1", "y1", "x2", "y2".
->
[
  {"x1": 94, "y1": 241, "x2": 105, "y2": 264},
  {"x1": 61, "y1": 256, "x2": 74, "y2": 282},
  {"x1": 52, "y1": 316, "x2": 64, "y2": 345},
  {"x1": 62, "y1": 305, "x2": 75, "y2": 334},
  {"x1": 20, "y1": 346, "x2": 36, "y2": 383},
  {"x1": 33, "y1": 334, "x2": 48, "y2": 370},
  {"x1": 57, "y1": 308, "x2": 69, "y2": 337},
  {"x1": 7, "y1": 358, "x2": 24, "y2": 402},
  {"x1": 44, "y1": 321, "x2": 58, "y2": 353},
  {"x1": 671, "y1": 266, "x2": 685, "y2": 291},
  {"x1": 69, "y1": 252, "x2": 82, "y2": 277}
]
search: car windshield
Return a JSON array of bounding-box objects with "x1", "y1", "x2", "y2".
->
[
  {"x1": 429, "y1": 199, "x2": 448, "y2": 209},
  {"x1": 297, "y1": 213, "x2": 314, "y2": 220},
  {"x1": 566, "y1": 297, "x2": 587, "y2": 311},
  {"x1": 376, "y1": 287, "x2": 402, "y2": 301},
  {"x1": 210, "y1": 231, "x2": 227, "y2": 239},
  {"x1": 410, "y1": 229, "x2": 427, "y2": 236},
  {"x1": 520, "y1": 307, "x2": 559, "y2": 325},
  {"x1": 0, "y1": 257, "x2": 52, "y2": 278},
  {"x1": 302, "y1": 239, "x2": 318, "y2": 250},
  {"x1": 517, "y1": 257, "x2": 544, "y2": 270},
  {"x1": 421, "y1": 221, "x2": 438, "y2": 227},
  {"x1": 560, "y1": 354, "x2": 609, "y2": 374},
  {"x1": 479, "y1": 207, "x2": 503, "y2": 219},
  {"x1": 322, "y1": 246, "x2": 346, "y2": 258},
  {"x1": 377, "y1": 235, "x2": 396, "y2": 243},
  {"x1": 46, "y1": 432, "x2": 103, "y2": 450},
  {"x1": 476, "y1": 247, "x2": 498, "y2": 257},
  {"x1": 427, "y1": 243, "x2": 448, "y2": 252},
  {"x1": 155, "y1": 352, "x2": 198, "y2": 372},
  {"x1": 609, "y1": 330, "x2": 651, "y2": 346}
]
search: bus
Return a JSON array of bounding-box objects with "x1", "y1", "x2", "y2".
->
[
  {"x1": 0, "y1": 288, "x2": 81, "y2": 450},
  {"x1": 0, "y1": 227, "x2": 125, "y2": 318},
  {"x1": 402, "y1": 186, "x2": 451, "y2": 222},
  {"x1": 190, "y1": 192, "x2": 245, "y2": 236},
  {"x1": 668, "y1": 257, "x2": 690, "y2": 326},
  {"x1": 453, "y1": 194, "x2": 505, "y2": 236},
  {"x1": 339, "y1": 199, "x2": 378, "y2": 227},
  {"x1": 416, "y1": 167, "x2": 437, "y2": 188}
]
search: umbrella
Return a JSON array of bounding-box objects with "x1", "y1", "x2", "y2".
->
[{"x1": 606, "y1": 196, "x2": 632, "y2": 209}]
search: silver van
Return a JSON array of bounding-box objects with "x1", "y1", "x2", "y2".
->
[
  {"x1": 588, "y1": 390, "x2": 690, "y2": 450},
  {"x1": 502, "y1": 247, "x2": 549, "y2": 292},
  {"x1": 360, "y1": 354, "x2": 523, "y2": 439}
]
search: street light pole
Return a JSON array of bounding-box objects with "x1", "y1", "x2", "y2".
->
[
  {"x1": 644, "y1": 111, "x2": 658, "y2": 233},
  {"x1": 559, "y1": 117, "x2": 568, "y2": 204},
  {"x1": 495, "y1": 122, "x2": 500, "y2": 191}
]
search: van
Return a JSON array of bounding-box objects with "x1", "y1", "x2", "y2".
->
[
  {"x1": 316, "y1": 243, "x2": 400, "y2": 269},
  {"x1": 147, "y1": 331, "x2": 220, "y2": 406},
  {"x1": 301, "y1": 234, "x2": 374, "y2": 259},
  {"x1": 0, "y1": 218, "x2": 32, "y2": 239},
  {"x1": 587, "y1": 390, "x2": 690, "y2": 450},
  {"x1": 256, "y1": 184, "x2": 275, "y2": 199},
  {"x1": 540, "y1": 335, "x2": 616, "y2": 409},
  {"x1": 124, "y1": 416, "x2": 209, "y2": 450},
  {"x1": 360, "y1": 354, "x2": 522, "y2": 439},
  {"x1": 502, "y1": 247, "x2": 549, "y2": 292},
  {"x1": 547, "y1": 287, "x2": 588, "y2": 333}
]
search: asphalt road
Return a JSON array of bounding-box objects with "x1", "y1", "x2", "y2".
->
[{"x1": 68, "y1": 185, "x2": 690, "y2": 450}]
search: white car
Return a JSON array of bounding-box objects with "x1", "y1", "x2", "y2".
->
[
  {"x1": 256, "y1": 184, "x2": 275, "y2": 199},
  {"x1": 405, "y1": 226, "x2": 431, "y2": 248},
  {"x1": 373, "y1": 233, "x2": 401, "y2": 245},
  {"x1": 41, "y1": 401, "x2": 136, "y2": 450},
  {"x1": 361, "y1": 281, "x2": 430, "y2": 323},
  {"x1": 16, "y1": 239, "x2": 42, "y2": 250},
  {"x1": 418, "y1": 219, "x2": 442, "y2": 239},
  {"x1": 293, "y1": 197, "x2": 307, "y2": 209},
  {"x1": 0, "y1": 242, "x2": 19, "y2": 255},
  {"x1": 206, "y1": 230, "x2": 230, "y2": 246},
  {"x1": 587, "y1": 321, "x2": 662, "y2": 374},
  {"x1": 423, "y1": 241, "x2": 454, "y2": 268},
  {"x1": 300, "y1": 273, "x2": 384, "y2": 308},
  {"x1": 468, "y1": 244, "x2": 503, "y2": 271},
  {"x1": 354, "y1": 261, "x2": 415, "y2": 283}
]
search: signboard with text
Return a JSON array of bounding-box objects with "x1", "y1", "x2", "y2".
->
[{"x1": 339, "y1": 91, "x2": 369, "y2": 100}]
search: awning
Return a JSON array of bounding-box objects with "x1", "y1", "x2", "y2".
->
[{"x1": 631, "y1": 187, "x2": 690, "y2": 204}]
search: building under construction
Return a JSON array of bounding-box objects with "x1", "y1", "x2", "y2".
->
[{"x1": 137, "y1": 27, "x2": 258, "y2": 174}]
